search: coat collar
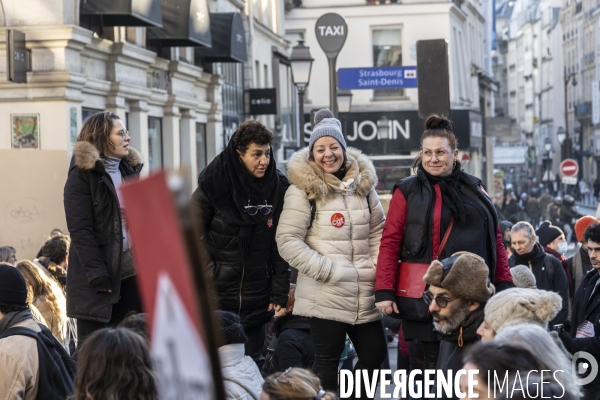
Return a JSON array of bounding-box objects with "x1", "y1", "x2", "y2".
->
[
  {"x1": 217, "y1": 343, "x2": 246, "y2": 368},
  {"x1": 73, "y1": 141, "x2": 143, "y2": 171},
  {"x1": 286, "y1": 147, "x2": 377, "y2": 203}
]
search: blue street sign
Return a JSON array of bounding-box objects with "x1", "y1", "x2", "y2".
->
[{"x1": 337, "y1": 66, "x2": 417, "y2": 90}]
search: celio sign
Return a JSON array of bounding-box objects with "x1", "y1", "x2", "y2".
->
[{"x1": 248, "y1": 88, "x2": 277, "y2": 115}]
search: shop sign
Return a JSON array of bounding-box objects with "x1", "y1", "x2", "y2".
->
[{"x1": 249, "y1": 88, "x2": 277, "y2": 115}]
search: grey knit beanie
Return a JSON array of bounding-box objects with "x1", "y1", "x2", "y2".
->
[
  {"x1": 308, "y1": 109, "x2": 346, "y2": 151},
  {"x1": 510, "y1": 264, "x2": 537, "y2": 288},
  {"x1": 484, "y1": 288, "x2": 562, "y2": 334}
]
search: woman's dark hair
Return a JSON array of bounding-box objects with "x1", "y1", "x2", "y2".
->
[
  {"x1": 41, "y1": 235, "x2": 70, "y2": 264},
  {"x1": 232, "y1": 120, "x2": 274, "y2": 155},
  {"x1": 463, "y1": 342, "x2": 541, "y2": 387},
  {"x1": 413, "y1": 114, "x2": 458, "y2": 170},
  {"x1": 119, "y1": 313, "x2": 149, "y2": 344},
  {"x1": 76, "y1": 111, "x2": 121, "y2": 158},
  {"x1": 583, "y1": 222, "x2": 600, "y2": 244},
  {"x1": 74, "y1": 328, "x2": 158, "y2": 400}
]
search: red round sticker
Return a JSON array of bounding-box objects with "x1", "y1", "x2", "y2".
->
[{"x1": 331, "y1": 213, "x2": 345, "y2": 228}]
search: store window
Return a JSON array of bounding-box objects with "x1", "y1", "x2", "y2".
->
[
  {"x1": 196, "y1": 123, "x2": 207, "y2": 171},
  {"x1": 148, "y1": 117, "x2": 163, "y2": 171},
  {"x1": 372, "y1": 28, "x2": 403, "y2": 99},
  {"x1": 221, "y1": 63, "x2": 245, "y2": 146}
]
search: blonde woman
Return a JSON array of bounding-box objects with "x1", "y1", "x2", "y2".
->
[
  {"x1": 16, "y1": 261, "x2": 69, "y2": 350},
  {"x1": 261, "y1": 368, "x2": 337, "y2": 400}
]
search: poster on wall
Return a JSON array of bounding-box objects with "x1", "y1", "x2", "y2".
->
[
  {"x1": 69, "y1": 107, "x2": 78, "y2": 145},
  {"x1": 11, "y1": 113, "x2": 40, "y2": 149}
]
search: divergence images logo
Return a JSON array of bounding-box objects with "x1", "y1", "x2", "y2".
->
[{"x1": 572, "y1": 351, "x2": 599, "y2": 386}]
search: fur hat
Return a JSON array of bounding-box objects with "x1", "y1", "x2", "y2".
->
[
  {"x1": 423, "y1": 252, "x2": 495, "y2": 303},
  {"x1": 484, "y1": 288, "x2": 562, "y2": 334},
  {"x1": 510, "y1": 265, "x2": 537, "y2": 288},
  {"x1": 575, "y1": 216, "x2": 599, "y2": 242},
  {"x1": 535, "y1": 220, "x2": 563, "y2": 246},
  {"x1": 308, "y1": 109, "x2": 347, "y2": 151}
]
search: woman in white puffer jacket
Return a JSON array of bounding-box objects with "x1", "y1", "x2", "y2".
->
[{"x1": 275, "y1": 109, "x2": 387, "y2": 396}]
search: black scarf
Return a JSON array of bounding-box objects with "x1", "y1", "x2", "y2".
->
[
  {"x1": 440, "y1": 305, "x2": 485, "y2": 345},
  {"x1": 419, "y1": 162, "x2": 467, "y2": 225},
  {"x1": 512, "y1": 242, "x2": 547, "y2": 265},
  {"x1": 0, "y1": 309, "x2": 33, "y2": 335},
  {"x1": 198, "y1": 135, "x2": 281, "y2": 255}
]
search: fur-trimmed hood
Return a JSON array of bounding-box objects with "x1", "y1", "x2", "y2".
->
[
  {"x1": 286, "y1": 147, "x2": 377, "y2": 202},
  {"x1": 73, "y1": 141, "x2": 143, "y2": 171}
]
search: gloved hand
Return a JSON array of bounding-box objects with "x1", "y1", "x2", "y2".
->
[{"x1": 558, "y1": 327, "x2": 573, "y2": 353}]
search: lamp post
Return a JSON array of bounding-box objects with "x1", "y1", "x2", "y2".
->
[
  {"x1": 337, "y1": 88, "x2": 352, "y2": 139},
  {"x1": 563, "y1": 69, "x2": 577, "y2": 159},
  {"x1": 377, "y1": 116, "x2": 390, "y2": 156},
  {"x1": 290, "y1": 40, "x2": 314, "y2": 149}
]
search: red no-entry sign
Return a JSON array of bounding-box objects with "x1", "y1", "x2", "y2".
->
[{"x1": 560, "y1": 159, "x2": 579, "y2": 177}]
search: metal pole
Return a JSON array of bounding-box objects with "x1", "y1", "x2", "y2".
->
[
  {"x1": 328, "y1": 56, "x2": 338, "y2": 117},
  {"x1": 297, "y1": 88, "x2": 305, "y2": 148},
  {"x1": 564, "y1": 72, "x2": 570, "y2": 160}
]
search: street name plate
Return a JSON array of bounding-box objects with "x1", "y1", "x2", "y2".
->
[{"x1": 337, "y1": 67, "x2": 417, "y2": 90}]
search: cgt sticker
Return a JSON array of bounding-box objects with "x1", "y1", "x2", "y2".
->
[{"x1": 331, "y1": 213, "x2": 345, "y2": 228}]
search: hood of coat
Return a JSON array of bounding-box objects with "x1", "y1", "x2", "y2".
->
[
  {"x1": 286, "y1": 146, "x2": 377, "y2": 202},
  {"x1": 73, "y1": 141, "x2": 143, "y2": 171}
]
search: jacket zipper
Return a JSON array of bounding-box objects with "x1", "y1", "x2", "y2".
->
[
  {"x1": 343, "y1": 194, "x2": 360, "y2": 322},
  {"x1": 238, "y1": 261, "x2": 245, "y2": 315}
]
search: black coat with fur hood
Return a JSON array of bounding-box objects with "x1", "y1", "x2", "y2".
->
[{"x1": 64, "y1": 141, "x2": 143, "y2": 322}]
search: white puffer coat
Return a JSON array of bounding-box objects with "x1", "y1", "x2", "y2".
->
[{"x1": 276, "y1": 147, "x2": 385, "y2": 324}]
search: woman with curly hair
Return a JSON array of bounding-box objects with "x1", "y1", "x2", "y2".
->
[
  {"x1": 261, "y1": 368, "x2": 337, "y2": 400},
  {"x1": 74, "y1": 327, "x2": 157, "y2": 400},
  {"x1": 15, "y1": 260, "x2": 69, "y2": 350}
]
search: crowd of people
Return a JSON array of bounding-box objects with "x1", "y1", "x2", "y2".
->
[{"x1": 2, "y1": 110, "x2": 600, "y2": 400}]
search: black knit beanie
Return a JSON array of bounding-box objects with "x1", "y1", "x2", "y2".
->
[
  {"x1": 215, "y1": 310, "x2": 247, "y2": 347},
  {"x1": 0, "y1": 263, "x2": 28, "y2": 304},
  {"x1": 536, "y1": 220, "x2": 564, "y2": 246}
]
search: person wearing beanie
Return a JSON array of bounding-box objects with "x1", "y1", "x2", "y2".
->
[
  {"x1": 537, "y1": 220, "x2": 573, "y2": 297},
  {"x1": 276, "y1": 108, "x2": 388, "y2": 395},
  {"x1": 422, "y1": 252, "x2": 495, "y2": 400},
  {"x1": 476, "y1": 288, "x2": 562, "y2": 341},
  {"x1": 375, "y1": 114, "x2": 513, "y2": 374},
  {"x1": 192, "y1": 119, "x2": 291, "y2": 366},
  {"x1": 215, "y1": 310, "x2": 263, "y2": 400},
  {"x1": 0, "y1": 262, "x2": 43, "y2": 398},
  {"x1": 567, "y1": 217, "x2": 599, "y2": 293},
  {"x1": 508, "y1": 221, "x2": 569, "y2": 327},
  {"x1": 510, "y1": 264, "x2": 537, "y2": 288}
]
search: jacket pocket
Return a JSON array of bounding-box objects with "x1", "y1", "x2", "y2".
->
[{"x1": 401, "y1": 223, "x2": 426, "y2": 259}]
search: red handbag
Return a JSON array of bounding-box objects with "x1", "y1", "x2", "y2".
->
[{"x1": 392, "y1": 218, "x2": 454, "y2": 321}]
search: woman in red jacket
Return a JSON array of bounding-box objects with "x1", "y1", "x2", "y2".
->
[{"x1": 374, "y1": 115, "x2": 513, "y2": 370}]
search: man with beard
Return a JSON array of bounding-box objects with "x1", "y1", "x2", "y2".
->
[
  {"x1": 508, "y1": 221, "x2": 568, "y2": 326},
  {"x1": 422, "y1": 252, "x2": 495, "y2": 400},
  {"x1": 558, "y1": 222, "x2": 600, "y2": 400}
]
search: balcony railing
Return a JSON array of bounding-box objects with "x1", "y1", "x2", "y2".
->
[
  {"x1": 366, "y1": 0, "x2": 401, "y2": 4},
  {"x1": 575, "y1": 101, "x2": 592, "y2": 118}
]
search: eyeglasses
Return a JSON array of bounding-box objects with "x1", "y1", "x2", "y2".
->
[
  {"x1": 115, "y1": 130, "x2": 130, "y2": 138},
  {"x1": 274, "y1": 367, "x2": 292, "y2": 384},
  {"x1": 421, "y1": 149, "x2": 450, "y2": 161},
  {"x1": 422, "y1": 291, "x2": 458, "y2": 308},
  {"x1": 244, "y1": 201, "x2": 272, "y2": 216}
]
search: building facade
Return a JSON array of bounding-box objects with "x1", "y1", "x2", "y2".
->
[
  {"x1": 285, "y1": 0, "x2": 496, "y2": 191},
  {"x1": 0, "y1": 0, "x2": 295, "y2": 188}
]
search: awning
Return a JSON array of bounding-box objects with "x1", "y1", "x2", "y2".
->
[
  {"x1": 146, "y1": 0, "x2": 211, "y2": 47},
  {"x1": 80, "y1": 0, "x2": 162, "y2": 27},
  {"x1": 493, "y1": 146, "x2": 528, "y2": 165},
  {"x1": 195, "y1": 13, "x2": 247, "y2": 63}
]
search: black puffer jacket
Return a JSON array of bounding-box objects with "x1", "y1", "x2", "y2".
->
[
  {"x1": 63, "y1": 141, "x2": 143, "y2": 322},
  {"x1": 265, "y1": 313, "x2": 314, "y2": 374},
  {"x1": 191, "y1": 139, "x2": 290, "y2": 329}
]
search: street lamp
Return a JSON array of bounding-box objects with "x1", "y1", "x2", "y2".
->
[
  {"x1": 544, "y1": 138, "x2": 552, "y2": 153},
  {"x1": 336, "y1": 89, "x2": 353, "y2": 113},
  {"x1": 377, "y1": 116, "x2": 390, "y2": 139},
  {"x1": 563, "y1": 69, "x2": 578, "y2": 159},
  {"x1": 290, "y1": 40, "x2": 314, "y2": 148},
  {"x1": 557, "y1": 126, "x2": 566, "y2": 145}
]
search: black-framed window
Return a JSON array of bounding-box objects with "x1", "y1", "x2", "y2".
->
[
  {"x1": 372, "y1": 28, "x2": 404, "y2": 99},
  {"x1": 148, "y1": 117, "x2": 163, "y2": 171},
  {"x1": 221, "y1": 63, "x2": 245, "y2": 146},
  {"x1": 196, "y1": 123, "x2": 207, "y2": 171},
  {"x1": 82, "y1": 107, "x2": 103, "y2": 122}
]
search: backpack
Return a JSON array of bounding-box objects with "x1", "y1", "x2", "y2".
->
[
  {"x1": 0, "y1": 323, "x2": 76, "y2": 399},
  {"x1": 307, "y1": 191, "x2": 372, "y2": 229}
]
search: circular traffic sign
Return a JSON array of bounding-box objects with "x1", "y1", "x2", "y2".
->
[
  {"x1": 315, "y1": 13, "x2": 348, "y2": 56},
  {"x1": 560, "y1": 159, "x2": 579, "y2": 177}
]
